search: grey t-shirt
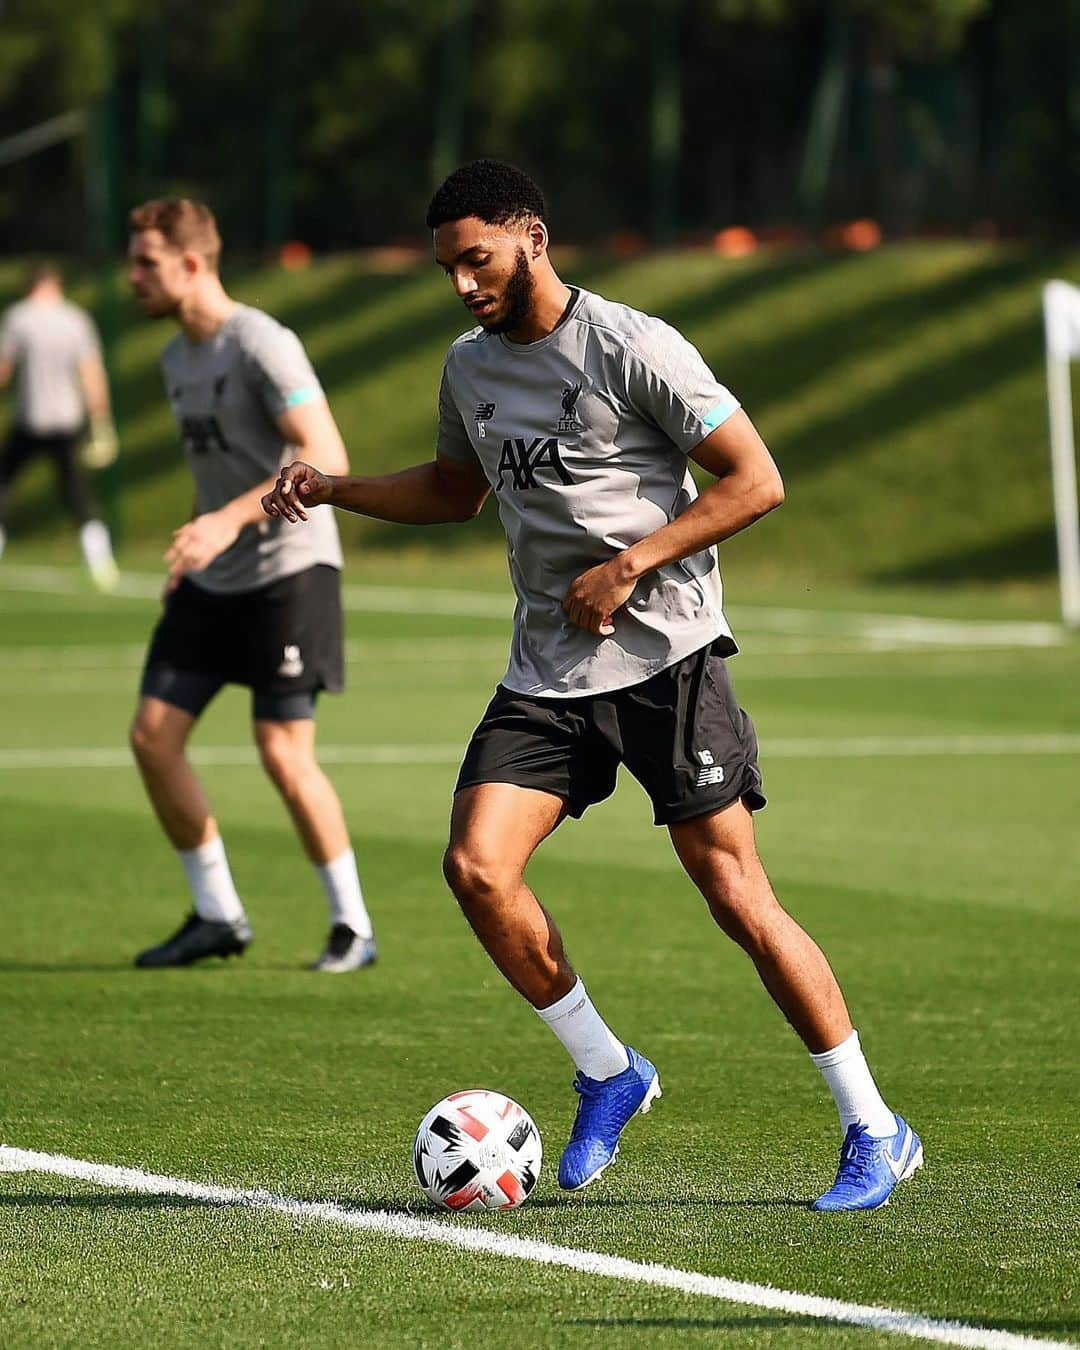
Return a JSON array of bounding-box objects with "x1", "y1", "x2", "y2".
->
[
  {"x1": 160, "y1": 303, "x2": 342, "y2": 594},
  {"x1": 0, "y1": 298, "x2": 100, "y2": 434},
  {"x1": 437, "y1": 287, "x2": 740, "y2": 697}
]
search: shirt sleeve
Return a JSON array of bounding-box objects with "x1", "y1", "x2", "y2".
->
[
  {"x1": 435, "y1": 357, "x2": 476, "y2": 462},
  {"x1": 243, "y1": 323, "x2": 325, "y2": 420},
  {"x1": 622, "y1": 318, "x2": 740, "y2": 455}
]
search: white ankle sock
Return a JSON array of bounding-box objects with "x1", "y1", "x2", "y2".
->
[
  {"x1": 179, "y1": 835, "x2": 246, "y2": 924},
  {"x1": 317, "y1": 849, "x2": 373, "y2": 939},
  {"x1": 810, "y1": 1029, "x2": 897, "y2": 1138},
  {"x1": 79, "y1": 519, "x2": 115, "y2": 569},
  {"x1": 535, "y1": 978, "x2": 630, "y2": 1080}
]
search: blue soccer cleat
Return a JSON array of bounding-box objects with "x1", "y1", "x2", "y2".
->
[
  {"x1": 812, "y1": 1114, "x2": 923, "y2": 1212},
  {"x1": 557, "y1": 1046, "x2": 661, "y2": 1191}
]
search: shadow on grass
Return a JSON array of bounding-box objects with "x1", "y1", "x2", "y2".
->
[
  {"x1": 0, "y1": 1187, "x2": 810, "y2": 1217},
  {"x1": 0, "y1": 1191, "x2": 224, "y2": 1212},
  {"x1": 873, "y1": 520, "x2": 1058, "y2": 585}
]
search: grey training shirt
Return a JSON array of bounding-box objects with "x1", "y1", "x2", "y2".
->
[
  {"x1": 0, "y1": 298, "x2": 100, "y2": 435},
  {"x1": 437, "y1": 287, "x2": 740, "y2": 697},
  {"x1": 160, "y1": 303, "x2": 342, "y2": 594}
]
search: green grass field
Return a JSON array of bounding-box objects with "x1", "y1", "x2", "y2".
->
[{"x1": 1, "y1": 560, "x2": 1077, "y2": 1348}]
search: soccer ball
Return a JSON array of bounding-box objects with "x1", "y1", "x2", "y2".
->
[{"x1": 413, "y1": 1089, "x2": 542, "y2": 1212}]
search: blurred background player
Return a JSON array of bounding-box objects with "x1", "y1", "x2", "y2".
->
[
  {"x1": 127, "y1": 197, "x2": 376, "y2": 973},
  {"x1": 0, "y1": 262, "x2": 119, "y2": 590}
]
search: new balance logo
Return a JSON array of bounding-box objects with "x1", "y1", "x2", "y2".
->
[
  {"x1": 277, "y1": 644, "x2": 304, "y2": 678},
  {"x1": 695, "y1": 765, "x2": 725, "y2": 788},
  {"x1": 475, "y1": 402, "x2": 496, "y2": 439},
  {"x1": 496, "y1": 437, "x2": 573, "y2": 490}
]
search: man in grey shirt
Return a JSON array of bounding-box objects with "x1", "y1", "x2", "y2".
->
[
  {"x1": 264, "y1": 161, "x2": 921, "y2": 1212},
  {"x1": 127, "y1": 197, "x2": 375, "y2": 973},
  {"x1": 0, "y1": 262, "x2": 119, "y2": 589}
]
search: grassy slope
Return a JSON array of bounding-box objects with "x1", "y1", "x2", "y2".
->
[{"x1": 1, "y1": 243, "x2": 1078, "y2": 593}]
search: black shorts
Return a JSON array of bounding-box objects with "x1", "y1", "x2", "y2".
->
[
  {"x1": 456, "y1": 640, "x2": 766, "y2": 826},
  {"x1": 140, "y1": 564, "x2": 344, "y2": 721}
]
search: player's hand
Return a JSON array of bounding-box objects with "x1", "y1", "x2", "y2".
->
[
  {"x1": 563, "y1": 558, "x2": 637, "y2": 637},
  {"x1": 261, "y1": 461, "x2": 331, "y2": 522},
  {"x1": 82, "y1": 418, "x2": 119, "y2": 469},
  {"x1": 164, "y1": 510, "x2": 240, "y2": 580}
]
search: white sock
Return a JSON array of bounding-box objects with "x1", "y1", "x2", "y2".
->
[
  {"x1": 179, "y1": 835, "x2": 246, "y2": 924},
  {"x1": 79, "y1": 518, "x2": 115, "y2": 570},
  {"x1": 317, "y1": 849, "x2": 373, "y2": 939},
  {"x1": 811, "y1": 1029, "x2": 897, "y2": 1138},
  {"x1": 535, "y1": 978, "x2": 630, "y2": 1080}
]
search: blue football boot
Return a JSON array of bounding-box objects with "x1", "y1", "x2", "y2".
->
[
  {"x1": 812, "y1": 1114, "x2": 923, "y2": 1211},
  {"x1": 557, "y1": 1046, "x2": 661, "y2": 1191}
]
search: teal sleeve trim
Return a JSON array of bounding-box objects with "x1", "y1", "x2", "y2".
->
[
  {"x1": 285, "y1": 386, "x2": 321, "y2": 409},
  {"x1": 701, "y1": 393, "x2": 740, "y2": 432}
]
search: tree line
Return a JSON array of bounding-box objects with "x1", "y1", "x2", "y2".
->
[{"x1": 0, "y1": 0, "x2": 1074, "y2": 255}]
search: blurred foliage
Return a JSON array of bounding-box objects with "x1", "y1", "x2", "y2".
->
[{"x1": 0, "y1": 0, "x2": 1073, "y2": 252}]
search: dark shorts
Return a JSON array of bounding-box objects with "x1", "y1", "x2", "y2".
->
[
  {"x1": 140, "y1": 564, "x2": 344, "y2": 722},
  {"x1": 456, "y1": 640, "x2": 766, "y2": 826}
]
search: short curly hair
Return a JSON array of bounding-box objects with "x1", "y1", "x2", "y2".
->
[{"x1": 426, "y1": 159, "x2": 547, "y2": 230}]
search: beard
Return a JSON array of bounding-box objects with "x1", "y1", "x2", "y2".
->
[{"x1": 484, "y1": 247, "x2": 534, "y2": 335}]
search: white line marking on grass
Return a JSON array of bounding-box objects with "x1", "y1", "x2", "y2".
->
[
  {"x1": 0, "y1": 566, "x2": 1067, "y2": 647},
  {"x1": 2, "y1": 734, "x2": 1079, "y2": 772},
  {"x1": 0, "y1": 1146, "x2": 1070, "y2": 1350}
]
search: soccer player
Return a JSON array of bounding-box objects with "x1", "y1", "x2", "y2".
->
[
  {"x1": 127, "y1": 198, "x2": 376, "y2": 973},
  {"x1": 263, "y1": 161, "x2": 921, "y2": 1209},
  {"x1": 0, "y1": 262, "x2": 119, "y2": 590}
]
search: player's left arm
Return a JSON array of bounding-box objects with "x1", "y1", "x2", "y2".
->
[{"x1": 563, "y1": 411, "x2": 784, "y2": 635}]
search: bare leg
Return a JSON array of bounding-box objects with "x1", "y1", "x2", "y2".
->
[
  {"x1": 442, "y1": 783, "x2": 573, "y2": 1007},
  {"x1": 669, "y1": 799, "x2": 852, "y2": 1054},
  {"x1": 130, "y1": 696, "x2": 217, "y2": 850},
  {"x1": 254, "y1": 718, "x2": 350, "y2": 865}
]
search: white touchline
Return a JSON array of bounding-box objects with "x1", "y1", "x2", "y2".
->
[
  {"x1": 2, "y1": 734, "x2": 1079, "y2": 772},
  {"x1": 0, "y1": 1147, "x2": 1070, "y2": 1350},
  {"x1": 0, "y1": 565, "x2": 1066, "y2": 646}
]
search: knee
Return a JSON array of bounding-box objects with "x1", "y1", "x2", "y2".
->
[
  {"x1": 257, "y1": 733, "x2": 308, "y2": 799},
  {"x1": 694, "y1": 850, "x2": 772, "y2": 949},
  {"x1": 130, "y1": 714, "x2": 178, "y2": 768},
  {"x1": 442, "y1": 842, "x2": 514, "y2": 910}
]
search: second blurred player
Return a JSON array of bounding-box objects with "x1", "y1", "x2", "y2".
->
[{"x1": 127, "y1": 198, "x2": 376, "y2": 972}]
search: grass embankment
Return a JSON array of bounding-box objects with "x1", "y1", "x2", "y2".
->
[{"x1": 1, "y1": 243, "x2": 1077, "y2": 595}]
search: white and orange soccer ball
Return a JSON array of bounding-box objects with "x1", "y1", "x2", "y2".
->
[{"x1": 413, "y1": 1089, "x2": 542, "y2": 1212}]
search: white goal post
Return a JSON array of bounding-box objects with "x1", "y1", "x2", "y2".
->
[{"x1": 1043, "y1": 280, "x2": 1080, "y2": 628}]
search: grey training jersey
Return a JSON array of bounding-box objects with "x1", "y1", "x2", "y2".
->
[
  {"x1": 437, "y1": 287, "x2": 740, "y2": 697},
  {"x1": 160, "y1": 303, "x2": 342, "y2": 594},
  {"x1": 0, "y1": 298, "x2": 100, "y2": 434}
]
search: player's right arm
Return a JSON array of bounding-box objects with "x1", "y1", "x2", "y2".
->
[{"x1": 262, "y1": 453, "x2": 490, "y2": 525}]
